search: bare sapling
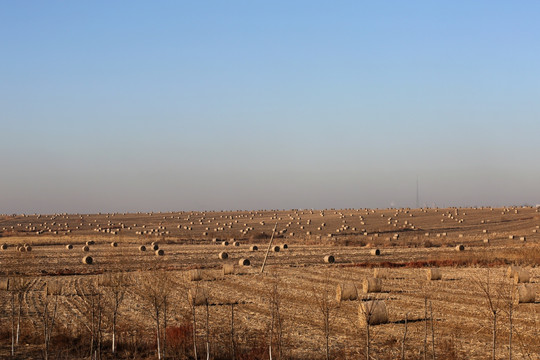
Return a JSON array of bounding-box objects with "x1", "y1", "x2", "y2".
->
[
  {"x1": 134, "y1": 270, "x2": 173, "y2": 360},
  {"x1": 100, "y1": 272, "x2": 130, "y2": 356}
]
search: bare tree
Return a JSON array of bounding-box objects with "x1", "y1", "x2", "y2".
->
[
  {"x1": 472, "y1": 268, "x2": 505, "y2": 360},
  {"x1": 100, "y1": 272, "x2": 130, "y2": 356},
  {"x1": 135, "y1": 270, "x2": 173, "y2": 360},
  {"x1": 314, "y1": 272, "x2": 337, "y2": 360},
  {"x1": 78, "y1": 278, "x2": 104, "y2": 360},
  {"x1": 268, "y1": 274, "x2": 284, "y2": 360},
  {"x1": 40, "y1": 279, "x2": 60, "y2": 360}
]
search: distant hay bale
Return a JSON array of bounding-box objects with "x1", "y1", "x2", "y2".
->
[
  {"x1": 250, "y1": 245, "x2": 258, "y2": 251},
  {"x1": 273, "y1": 246, "x2": 280, "y2": 252},
  {"x1": 86, "y1": 240, "x2": 95, "y2": 246},
  {"x1": 65, "y1": 244, "x2": 73, "y2": 250},
  {"x1": 426, "y1": 268, "x2": 442, "y2": 281},
  {"x1": 520, "y1": 236, "x2": 526, "y2": 242},
  {"x1": 82, "y1": 245, "x2": 90, "y2": 252},
  {"x1": 222, "y1": 241, "x2": 229, "y2": 246},
  {"x1": 189, "y1": 269, "x2": 202, "y2": 281},
  {"x1": 233, "y1": 241, "x2": 240, "y2": 246},
  {"x1": 324, "y1": 255, "x2": 335, "y2": 263},
  {"x1": 515, "y1": 284, "x2": 536, "y2": 304},
  {"x1": 189, "y1": 288, "x2": 208, "y2": 306},
  {"x1": 111, "y1": 242, "x2": 118, "y2": 247},
  {"x1": 24, "y1": 245, "x2": 32, "y2": 252},
  {"x1": 82, "y1": 256, "x2": 93, "y2": 264},
  {"x1": 373, "y1": 268, "x2": 390, "y2": 279},
  {"x1": 151, "y1": 244, "x2": 159, "y2": 251},
  {"x1": 336, "y1": 283, "x2": 358, "y2": 301},
  {"x1": 139, "y1": 245, "x2": 146, "y2": 251},
  {"x1": 238, "y1": 258, "x2": 250, "y2": 266},
  {"x1": 363, "y1": 278, "x2": 382, "y2": 293},
  {"x1": 223, "y1": 263, "x2": 235, "y2": 276},
  {"x1": 281, "y1": 244, "x2": 288, "y2": 249},
  {"x1": 219, "y1": 251, "x2": 229, "y2": 260},
  {"x1": 455, "y1": 244, "x2": 465, "y2": 251},
  {"x1": 508, "y1": 235, "x2": 515, "y2": 240},
  {"x1": 155, "y1": 249, "x2": 164, "y2": 256},
  {"x1": 359, "y1": 300, "x2": 388, "y2": 326},
  {"x1": 1, "y1": 244, "x2": 7, "y2": 250},
  {"x1": 483, "y1": 238, "x2": 490, "y2": 244},
  {"x1": 370, "y1": 249, "x2": 381, "y2": 256}
]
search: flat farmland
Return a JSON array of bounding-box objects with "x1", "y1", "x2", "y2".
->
[{"x1": 0, "y1": 207, "x2": 539, "y2": 359}]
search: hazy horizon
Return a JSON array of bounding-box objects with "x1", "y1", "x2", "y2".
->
[{"x1": 1, "y1": 1, "x2": 539, "y2": 214}]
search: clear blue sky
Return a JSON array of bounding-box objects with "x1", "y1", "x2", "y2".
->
[{"x1": 1, "y1": 1, "x2": 539, "y2": 213}]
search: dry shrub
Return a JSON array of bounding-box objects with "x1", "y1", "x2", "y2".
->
[{"x1": 166, "y1": 324, "x2": 193, "y2": 358}]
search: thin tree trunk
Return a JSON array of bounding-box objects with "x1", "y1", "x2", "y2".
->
[
  {"x1": 192, "y1": 305, "x2": 198, "y2": 360},
  {"x1": 112, "y1": 309, "x2": 117, "y2": 355},
  {"x1": 11, "y1": 292, "x2": 15, "y2": 356},
  {"x1": 492, "y1": 311, "x2": 497, "y2": 360},
  {"x1": 509, "y1": 303, "x2": 513, "y2": 360},
  {"x1": 231, "y1": 304, "x2": 236, "y2": 360},
  {"x1": 366, "y1": 322, "x2": 370, "y2": 360},
  {"x1": 206, "y1": 302, "x2": 210, "y2": 360},
  {"x1": 424, "y1": 297, "x2": 428, "y2": 360},
  {"x1": 156, "y1": 307, "x2": 161, "y2": 360},
  {"x1": 401, "y1": 314, "x2": 408, "y2": 360},
  {"x1": 163, "y1": 298, "x2": 167, "y2": 359},
  {"x1": 16, "y1": 294, "x2": 22, "y2": 345},
  {"x1": 430, "y1": 302, "x2": 435, "y2": 360}
]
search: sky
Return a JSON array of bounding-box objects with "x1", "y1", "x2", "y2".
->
[{"x1": 1, "y1": 1, "x2": 539, "y2": 214}]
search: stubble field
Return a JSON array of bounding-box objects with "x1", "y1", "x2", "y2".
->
[{"x1": 0, "y1": 206, "x2": 539, "y2": 359}]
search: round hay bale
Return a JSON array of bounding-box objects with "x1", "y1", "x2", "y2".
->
[
  {"x1": 455, "y1": 244, "x2": 465, "y2": 251},
  {"x1": 363, "y1": 277, "x2": 382, "y2": 293},
  {"x1": 189, "y1": 269, "x2": 202, "y2": 281},
  {"x1": 82, "y1": 256, "x2": 93, "y2": 264},
  {"x1": 1, "y1": 244, "x2": 7, "y2": 250},
  {"x1": 508, "y1": 235, "x2": 515, "y2": 240},
  {"x1": 281, "y1": 244, "x2": 288, "y2": 249},
  {"x1": 359, "y1": 300, "x2": 388, "y2": 326},
  {"x1": 250, "y1": 245, "x2": 258, "y2": 251},
  {"x1": 512, "y1": 269, "x2": 531, "y2": 283},
  {"x1": 111, "y1": 242, "x2": 118, "y2": 247},
  {"x1": 17, "y1": 246, "x2": 25, "y2": 252},
  {"x1": 139, "y1": 245, "x2": 146, "y2": 252},
  {"x1": 223, "y1": 263, "x2": 235, "y2": 276},
  {"x1": 86, "y1": 240, "x2": 95, "y2": 246},
  {"x1": 324, "y1": 255, "x2": 335, "y2": 263},
  {"x1": 24, "y1": 245, "x2": 32, "y2": 252},
  {"x1": 219, "y1": 251, "x2": 229, "y2": 260},
  {"x1": 222, "y1": 241, "x2": 229, "y2": 246},
  {"x1": 233, "y1": 241, "x2": 240, "y2": 246},
  {"x1": 189, "y1": 288, "x2": 208, "y2": 306},
  {"x1": 336, "y1": 283, "x2": 358, "y2": 301},
  {"x1": 520, "y1": 236, "x2": 526, "y2": 242},
  {"x1": 65, "y1": 244, "x2": 73, "y2": 250},
  {"x1": 155, "y1": 249, "x2": 164, "y2": 256},
  {"x1": 273, "y1": 245, "x2": 280, "y2": 252},
  {"x1": 82, "y1": 245, "x2": 90, "y2": 252},
  {"x1": 426, "y1": 268, "x2": 442, "y2": 281},
  {"x1": 370, "y1": 249, "x2": 381, "y2": 256},
  {"x1": 238, "y1": 258, "x2": 250, "y2": 266},
  {"x1": 515, "y1": 284, "x2": 536, "y2": 304},
  {"x1": 483, "y1": 238, "x2": 490, "y2": 244}
]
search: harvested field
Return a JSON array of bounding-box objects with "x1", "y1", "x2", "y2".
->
[{"x1": 0, "y1": 206, "x2": 539, "y2": 359}]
